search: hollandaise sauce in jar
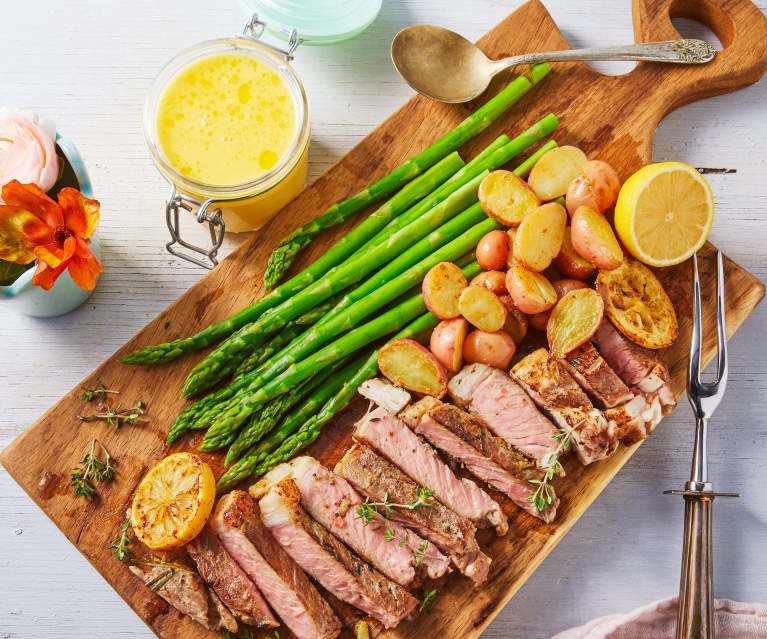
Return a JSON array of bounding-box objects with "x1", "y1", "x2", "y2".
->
[{"x1": 144, "y1": 37, "x2": 309, "y2": 235}]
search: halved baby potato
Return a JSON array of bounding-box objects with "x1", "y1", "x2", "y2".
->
[
  {"x1": 528, "y1": 146, "x2": 587, "y2": 201},
  {"x1": 463, "y1": 329, "x2": 517, "y2": 369},
  {"x1": 547, "y1": 288, "x2": 604, "y2": 358},
  {"x1": 422, "y1": 261, "x2": 467, "y2": 319},
  {"x1": 470, "y1": 270, "x2": 507, "y2": 296},
  {"x1": 513, "y1": 202, "x2": 567, "y2": 272},
  {"x1": 430, "y1": 318, "x2": 469, "y2": 373},
  {"x1": 505, "y1": 264, "x2": 557, "y2": 314},
  {"x1": 528, "y1": 279, "x2": 589, "y2": 331},
  {"x1": 478, "y1": 169, "x2": 540, "y2": 226},
  {"x1": 378, "y1": 338, "x2": 449, "y2": 398},
  {"x1": 476, "y1": 229, "x2": 510, "y2": 270},
  {"x1": 458, "y1": 286, "x2": 507, "y2": 332},
  {"x1": 555, "y1": 227, "x2": 597, "y2": 280},
  {"x1": 498, "y1": 294, "x2": 529, "y2": 344},
  {"x1": 571, "y1": 205, "x2": 624, "y2": 270}
]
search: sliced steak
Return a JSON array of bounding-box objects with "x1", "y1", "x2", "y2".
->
[
  {"x1": 511, "y1": 348, "x2": 619, "y2": 465},
  {"x1": 251, "y1": 456, "x2": 449, "y2": 586},
  {"x1": 129, "y1": 561, "x2": 238, "y2": 632},
  {"x1": 187, "y1": 527, "x2": 278, "y2": 628},
  {"x1": 210, "y1": 491, "x2": 341, "y2": 639},
  {"x1": 354, "y1": 406, "x2": 508, "y2": 535},
  {"x1": 604, "y1": 394, "x2": 661, "y2": 445},
  {"x1": 335, "y1": 443, "x2": 491, "y2": 586},
  {"x1": 592, "y1": 320, "x2": 656, "y2": 385},
  {"x1": 633, "y1": 362, "x2": 676, "y2": 412},
  {"x1": 450, "y1": 364, "x2": 561, "y2": 467},
  {"x1": 560, "y1": 342, "x2": 633, "y2": 409},
  {"x1": 414, "y1": 400, "x2": 557, "y2": 523},
  {"x1": 259, "y1": 478, "x2": 418, "y2": 628},
  {"x1": 358, "y1": 377, "x2": 411, "y2": 414}
]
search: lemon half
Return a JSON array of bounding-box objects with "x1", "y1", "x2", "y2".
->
[
  {"x1": 130, "y1": 452, "x2": 215, "y2": 550},
  {"x1": 614, "y1": 162, "x2": 714, "y2": 267}
]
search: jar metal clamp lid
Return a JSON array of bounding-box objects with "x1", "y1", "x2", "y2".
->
[{"x1": 160, "y1": 15, "x2": 304, "y2": 270}]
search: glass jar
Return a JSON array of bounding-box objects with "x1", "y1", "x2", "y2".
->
[{"x1": 143, "y1": 20, "x2": 310, "y2": 268}]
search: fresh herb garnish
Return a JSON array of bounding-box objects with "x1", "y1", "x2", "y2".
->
[
  {"x1": 70, "y1": 439, "x2": 116, "y2": 498},
  {"x1": 78, "y1": 399, "x2": 148, "y2": 428},
  {"x1": 80, "y1": 382, "x2": 120, "y2": 402},
  {"x1": 419, "y1": 588, "x2": 438, "y2": 612},
  {"x1": 109, "y1": 520, "x2": 133, "y2": 562},
  {"x1": 133, "y1": 557, "x2": 192, "y2": 592},
  {"x1": 528, "y1": 426, "x2": 573, "y2": 512}
]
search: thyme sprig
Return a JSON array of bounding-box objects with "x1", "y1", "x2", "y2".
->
[
  {"x1": 70, "y1": 439, "x2": 116, "y2": 498},
  {"x1": 79, "y1": 400, "x2": 148, "y2": 428},
  {"x1": 528, "y1": 426, "x2": 573, "y2": 512},
  {"x1": 80, "y1": 382, "x2": 120, "y2": 402},
  {"x1": 109, "y1": 520, "x2": 133, "y2": 562},
  {"x1": 419, "y1": 588, "x2": 438, "y2": 612},
  {"x1": 133, "y1": 557, "x2": 193, "y2": 592},
  {"x1": 354, "y1": 487, "x2": 434, "y2": 566}
]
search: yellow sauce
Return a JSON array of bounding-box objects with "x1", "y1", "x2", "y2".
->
[{"x1": 156, "y1": 52, "x2": 296, "y2": 186}]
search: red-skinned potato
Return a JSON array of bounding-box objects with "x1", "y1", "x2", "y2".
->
[
  {"x1": 470, "y1": 270, "x2": 507, "y2": 296},
  {"x1": 378, "y1": 338, "x2": 449, "y2": 398},
  {"x1": 476, "y1": 230, "x2": 510, "y2": 270},
  {"x1": 528, "y1": 146, "x2": 587, "y2": 200},
  {"x1": 547, "y1": 288, "x2": 604, "y2": 358},
  {"x1": 430, "y1": 318, "x2": 469, "y2": 373},
  {"x1": 478, "y1": 170, "x2": 540, "y2": 226},
  {"x1": 555, "y1": 227, "x2": 597, "y2": 280},
  {"x1": 528, "y1": 279, "x2": 589, "y2": 331},
  {"x1": 505, "y1": 264, "x2": 557, "y2": 314},
  {"x1": 566, "y1": 160, "x2": 621, "y2": 215},
  {"x1": 571, "y1": 206, "x2": 624, "y2": 270},
  {"x1": 507, "y1": 228, "x2": 517, "y2": 267},
  {"x1": 458, "y1": 286, "x2": 507, "y2": 332},
  {"x1": 463, "y1": 329, "x2": 517, "y2": 369},
  {"x1": 498, "y1": 294, "x2": 529, "y2": 344},
  {"x1": 513, "y1": 202, "x2": 567, "y2": 272},
  {"x1": 422, "y1": 262, "x2": 467, "y2": 319}
]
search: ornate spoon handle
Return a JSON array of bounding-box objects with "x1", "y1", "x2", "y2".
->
[{"x1": 491, "y1": 39, "x2": 716, "y2": 73}]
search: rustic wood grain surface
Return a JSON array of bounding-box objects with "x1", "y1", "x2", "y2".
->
[{"x1": 1, "y1": 1, "x2": 767, "y2": 638}]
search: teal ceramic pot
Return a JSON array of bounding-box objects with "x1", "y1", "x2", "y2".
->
[{"x1": 0, "y1": 134, "x2": 101, "y2": 318}]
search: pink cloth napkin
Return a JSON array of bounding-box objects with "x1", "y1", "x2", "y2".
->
[{"x1": 553, "y1": 598, "x2": 767, "y2": 639}]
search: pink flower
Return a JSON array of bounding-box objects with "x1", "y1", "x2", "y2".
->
[{"x1": 0, "y1": 112, "x2": 59, "y2": 201}]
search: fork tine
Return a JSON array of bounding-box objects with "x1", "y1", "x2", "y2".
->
[
  {"x1": 715, "y1": 250, "x2": 728, "y2": 386},
  {"x1": 688, "y1": 252, "x2": 703, "y2": 390}
]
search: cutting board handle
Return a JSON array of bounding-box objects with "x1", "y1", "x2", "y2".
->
[{"x1": 631, "y1": 0, "x2": 767, "y2": 111}]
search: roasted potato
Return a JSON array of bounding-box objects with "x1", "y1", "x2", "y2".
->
[
  {"x1": 458, "y1": 286, "x2": 507, "y2": 332},
  {"x1": 470, "y1": 270, "x2": 507, "y2": 296},
  {"x1": 498, "y1": 294, "x2": 529, "y2": 344},
  {"x1": 596, "y1": 258, "x2": 678, "y2": 349},
  {"x1": 478, "y1": 170, "x2": 540, "y2": 226},
  {"x1": 571, "y1": 205, "x2": 623, "y2": 270},
  {"x1": 547, "y1": 288, "x2": 604, "y2": 358},
  {"x1": 476, "y1": 229, "x2": 510, "y2": 270},
  {"x1": 378, "y1": 338, "x2": 449, "y2": 397},
  {"x1": 566, "y1": 160, "x2": 621, "y2": 215},
  {"x1": 528, "y1": 279, "x2": 589, "y2": 331},
  {"x1": 463, "y1": 329, "x2": 517, "y2": 369},
  {"x1": 505, "y1": 264, "x2": 557, "y2": 314},
  {"x1": 430, "y1": 318, "x2": 469, "y2": 373},
  {"x1": 555, "y1": 227, "x2": 597, "y2": 280},
  {"x1": 528, "y1": 145, "x2": 587, "y2": 201},
  {"x1": 513, "y1": 202, "x2": 567, "y2": 272},
  {"x1": 422, "y1": 261, "x2": 467, "y2": 319}
]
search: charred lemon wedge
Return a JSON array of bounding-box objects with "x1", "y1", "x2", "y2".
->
[{"x1": 130, "y1": 452, "x2": 215, "y2": 550}]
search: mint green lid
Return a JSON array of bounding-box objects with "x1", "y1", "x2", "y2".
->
[{"x1": 238, "y1": 0, "x2": 382, "y2": 45}]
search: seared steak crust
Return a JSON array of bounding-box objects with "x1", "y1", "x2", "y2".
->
[
  {"x1": 335, "y1": 444, "x2": 491, "y2": 585},
  {"x1": 561, "y1": 342, "x2": 633, "y2": 409},
  {"x1": 187, "y1": 527, "x2": 277, "y2": 628}
]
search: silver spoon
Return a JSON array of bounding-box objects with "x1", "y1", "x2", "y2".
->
[{"x1": 391, "y1": 24, "x2": 716, "y2": 103}]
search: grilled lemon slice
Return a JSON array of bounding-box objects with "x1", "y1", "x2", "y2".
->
[
  {"x1": 614, "y1": 162, "x2": 714, "y2": 267},
  {"x1": 596, "y1": 259, "x2": 678, "y2": 349},
  {"x1": 130, "y1": 452, "x2": 215, "y2": 550}
]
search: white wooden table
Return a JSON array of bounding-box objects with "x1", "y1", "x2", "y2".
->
[{"x1": 2, "y1": 1, "x2": 766, "y2": 637}]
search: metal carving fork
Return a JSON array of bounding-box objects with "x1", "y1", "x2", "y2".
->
[{"x1": 665, "y1": 251, "x2": 739, "y2": 639}]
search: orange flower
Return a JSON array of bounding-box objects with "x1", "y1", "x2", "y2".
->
[{"x1": 0, "y1": 180, "x2": 102, "y2": 290}]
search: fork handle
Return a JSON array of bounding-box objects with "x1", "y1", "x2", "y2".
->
[{"x1": 676, "y1": 493, "x2": 714, "y2": 639}]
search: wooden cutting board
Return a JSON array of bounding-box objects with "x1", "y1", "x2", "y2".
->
[{"x1": 3, "y1": 0, "x2": 767, "y2": 637}]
